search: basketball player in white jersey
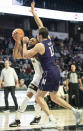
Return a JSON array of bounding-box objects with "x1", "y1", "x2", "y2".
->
[{"x1": 9, "y1": 37, "x2": 43, "y2": 127}]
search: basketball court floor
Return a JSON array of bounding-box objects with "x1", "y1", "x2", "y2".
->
[{"x1": 0, "y1": 109, "x2": 83, "y2": 131}]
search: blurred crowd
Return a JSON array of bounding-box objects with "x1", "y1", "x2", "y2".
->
[{"x1": 52, "y1": 37, "x2": 83, "y2": 82}]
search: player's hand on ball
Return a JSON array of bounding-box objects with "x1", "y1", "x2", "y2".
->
[
  {"x1": 12, "y1": 31, "x2": 20, "y2": 43},
  {"x1": 12, "y1": 28, "x2": 24, "y2": 42},
  {"x1": 23, "y1": 37, "x2": 29, "y2": 44},
  {"x1": 12, "y1": 31, "x2": 17, "y2": 40}
]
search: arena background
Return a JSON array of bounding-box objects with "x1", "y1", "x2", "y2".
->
[{"x1": 0, "y1": 0, "x2": 83, "y2": 109}]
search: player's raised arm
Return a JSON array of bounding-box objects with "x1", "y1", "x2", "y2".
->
[{"x1": 30, "y1": 2, "x2": 43, "y2": 28}]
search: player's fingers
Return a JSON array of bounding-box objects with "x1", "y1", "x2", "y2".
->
[
  {"x1": 12, "y1": 31, "x2": 17, "y2": 37},
  {"x1": 31, "y1": 2, "x2": 35, "y2": 6},
  {"x1": 23, "y1": 36, "x2": 29, "y2": 43},
  {"x1": 31, "y1": 2, "x2": 35, "y2": 9}
]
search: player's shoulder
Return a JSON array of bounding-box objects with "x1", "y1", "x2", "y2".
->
[
  {"x1": 35, "y1": 42, "x2": 43, "y2": 47},
  {"x1": 34, "y1": 43, "x2": 45, "y2": 55},
  {"x1": 35, "y1": 43, "x2": 45, "y2": 50}
]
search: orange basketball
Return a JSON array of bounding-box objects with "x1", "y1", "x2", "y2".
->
[{"x1": 12, "y1": 28, "x2": 24, "y2": 40}]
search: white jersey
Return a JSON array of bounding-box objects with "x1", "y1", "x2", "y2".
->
[{"x1": 31, "y1": 57, "x2": 43, "y2": 87}]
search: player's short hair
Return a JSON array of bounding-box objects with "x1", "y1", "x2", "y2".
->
[
  {"x1": 39, "y1": 27, "x2": 48, "y2": 39},
  {"x1": 30, "y1": 38, "x2": 38, "y2": 44}
]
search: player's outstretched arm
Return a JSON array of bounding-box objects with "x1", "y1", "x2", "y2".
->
[{"x1": 30, "y1": 2, "x2": 43, "y2": 28}]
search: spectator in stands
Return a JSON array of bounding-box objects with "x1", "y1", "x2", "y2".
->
[
  {"x1": 61, "y1": 68, "x2": 69, "y2": 84},
  {"x1": 66, "y1": 64, "x2": 82, "y2": 108},
  {"x1": 54, "y1": 51, "x2": 61, "y2": 58},
  {"x1": 26, "y1": 63, "x2": 33, "y2": 74},
  {"x1": 0, "y1": 60, "x2": 18, "y2": 111},
  {"x1": 0, "y1": 57, "x2": 4, "y2": 74},
  {"x1": 17, "y1": 79, "x2": 27, "y2": 89},
  {"x1": 20, "y1": 65, "x2": 26, "y2": 73},
  {"x1": 80, "y1": 76, "x2": 83, "y2": 90},
  {"x1": 8, "y1": 39, "x2": 14, "y2": 55}
]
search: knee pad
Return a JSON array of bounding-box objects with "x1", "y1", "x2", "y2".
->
[{"x1": 27, "y1": 83, "x2": 38, "y2": 95}]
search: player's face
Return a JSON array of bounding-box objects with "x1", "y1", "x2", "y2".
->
[
  {"x1": 37, "y1": 33, "x2": 42, "y2": 42},
  {"x1": 29, "y1": 38, "x2": 37, "y2": 46}
]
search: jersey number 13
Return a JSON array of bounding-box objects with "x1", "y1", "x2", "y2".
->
[{"x1": 49, "y1": 45, "x2": 54, "y2": 56}]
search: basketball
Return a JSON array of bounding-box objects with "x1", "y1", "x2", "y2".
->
[{"x1": 12, "y1": 28, "x2": 24, "y2": 40}]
